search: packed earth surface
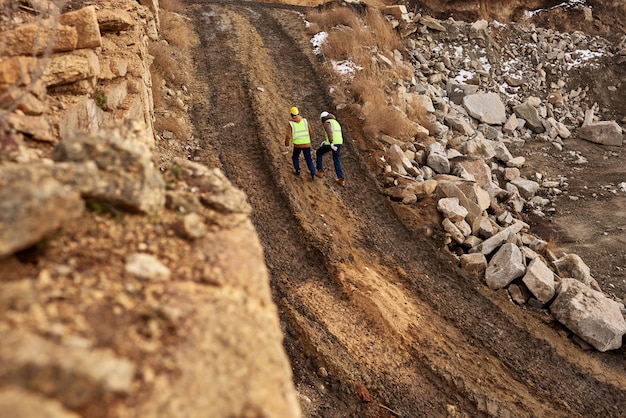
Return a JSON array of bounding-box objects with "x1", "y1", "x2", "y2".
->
[
  {"x1": 1, "y1": 0, "x2": 626, "y2": 417},
  {"x1": 179, "y1": 0, "x2": 626, "y2": 417}
]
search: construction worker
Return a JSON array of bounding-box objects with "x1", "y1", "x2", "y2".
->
[
  {"x1": 315, "y1": 111, "x2": 345, "y2": 186},
  {"x1": 284, "y1": 107, "x2": 316, "y2": 179}
]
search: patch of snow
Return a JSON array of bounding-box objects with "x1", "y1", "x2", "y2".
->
[
  {"x1": 478, "y1": 55, "x2": 491, "y2": 73},
  {"x1": 332, "y1": 60, "x2": 362, "y2": 77},
  {"x1": 311, "y1": 32, "x2": 328, "y2": 55},
  {"x1": 454, "y1": 69, "x2": 474, "y2": 83},
  {"x1": 565, "y1": 49, "x2": 603, "y2": 69}
]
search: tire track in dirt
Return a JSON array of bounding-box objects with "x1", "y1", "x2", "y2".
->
[
  {"x1": 187, "y1": 4, "x2": 476, "y2": 416},
  {"x1": 185, "y1": 1, "x2": 626, "y2": 417},
  {"x1": 186, "y1": 4, "x2": 413, "y2": 416}
]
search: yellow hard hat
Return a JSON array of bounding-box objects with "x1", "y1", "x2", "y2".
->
[{"x1": 290, "y1": 107, "x2": 299, "y2": 116}]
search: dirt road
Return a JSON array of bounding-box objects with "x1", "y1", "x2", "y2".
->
[{"x1": 184, "y1": 1, "x2": 626, "y2": 416}]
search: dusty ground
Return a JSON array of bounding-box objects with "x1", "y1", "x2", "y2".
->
[
  {"x1": 2, "y1": 0, "x2": 624, "y2": 416},
  {"x1": 181, "y1": 0, "x2": 626, "y2": 417}
]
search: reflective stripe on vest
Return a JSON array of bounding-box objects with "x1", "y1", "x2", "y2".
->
[
  {"x1": 324, "y1": 119, "x2": 343, "y2": 145},
  {"x1": 290, "y1": 118, "x2": 310, "y2": 145}
]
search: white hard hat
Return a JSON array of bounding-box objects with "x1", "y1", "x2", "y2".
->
[{"x1": 320, "y1": 111, "x2": 329, "y2": 118}]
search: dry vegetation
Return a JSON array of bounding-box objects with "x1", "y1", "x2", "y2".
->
[
  {"x1": 149, "y1": 0, "x2": 199, "y2": 142},
  {"x1": 306, "y1": 5, "x2": 429, "y2": 140},
  {"x1": 307, "y1": 8, "x2": 401, "y2": 71}
]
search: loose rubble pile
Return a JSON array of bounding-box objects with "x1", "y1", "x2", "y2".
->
[{"x1": 371, "y1": 6, "x2": 626, "y2": 351}]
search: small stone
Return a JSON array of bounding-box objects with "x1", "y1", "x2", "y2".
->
[{"x1": 125, "y1": 253, "x2": 171, "y2": 282}]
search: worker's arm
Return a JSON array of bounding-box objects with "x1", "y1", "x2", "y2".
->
[
  {"x1": 324, "y1": 121, "x2": 333, "y2": 143},
  {"x1": 284, "y1": 124, "x2": 291, "y2": 147}
]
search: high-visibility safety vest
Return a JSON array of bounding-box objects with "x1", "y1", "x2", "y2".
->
[
  {"x1": 289, "y1": 118, "x2": 311, "y2": 145},
  {"x1": 324, "y1": 119, "x2": 343, "y2": 145}
]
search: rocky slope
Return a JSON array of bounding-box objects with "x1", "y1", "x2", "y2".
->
[{"x1": 378, "y1": 5, "x2": 626, "y2": 351}]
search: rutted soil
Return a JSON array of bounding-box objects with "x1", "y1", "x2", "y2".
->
[{"x1": 184, "y1": 1, "x2": 626, "y2": 417}]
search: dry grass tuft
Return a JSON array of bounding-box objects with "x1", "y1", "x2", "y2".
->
[
  {"x1": 365, "y1": 105, "x2": 418, "y2": 140},
  {"x1": 310, "y1": 7, "x2": 418, "y2": 140},
  {"x1": 322, "y1": 25, "x2": 360, "y2": 62},
  {"x1": 306, "y1": 7, "x2": 361, "y2": 34},
  {"x1": 407, "y1": 99, "x2": 439, "y2": 135},
  {"x1": 348, "y1": 77, "x2": 417, "y2": 140},
  {"x1": 149, "y1": 45, "x2": 193, "y2": 88},
  {"x1": 151, "y1": 71, "x2": 166, "y2": 110},
  {"x1": 159, "y1": 6, "x2": 199, "y2": 50},
  {"x1": 149, "y1": 4, "x2": 199, "y2": 88},
  {"x1": 363, "y1": 9, "x2": 401, "y2": 53},
  {"x1": 543, "y1": 238, "x2": 564, "y2": 258},
  {"x1": 310, "y1": 7, "x2": 401, "y2": 67},
  {"x1": 309, "y1": 7, "x2": 411, "y2": 101},
  {"x1": 343, "y1": 76, "x2": 373, "y2": 105}
]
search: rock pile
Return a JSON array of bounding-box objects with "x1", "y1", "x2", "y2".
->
[{"x1": 378, "y1": 7, "x2": 626, "y2": 351}]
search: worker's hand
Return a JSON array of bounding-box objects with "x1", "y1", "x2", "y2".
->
[
  {"x1": 282, "y1": 144, "x2": 289, "y2": 155},
  {"x1": 330, "y1": 144, "x2": 338, "y2": 151}
]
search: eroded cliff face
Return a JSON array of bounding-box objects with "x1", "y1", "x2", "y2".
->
[
  {"x1": 408, "y1": 0, "x2": 626, "y2": 38},
  {"x1": 408, "y1": 0, "x2": 556, "y2": 21}
]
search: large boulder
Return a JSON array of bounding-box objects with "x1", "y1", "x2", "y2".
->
[
  {"x1": 0, "y1": 164, "x2": 84, "y2": 258},
  {"x1": 462, "y1": 92, "x2": 507, "y2": 125},
  {"x1": 53, "y1": 123, "x2": 165, "y2": 214},
  {"x1": 551, "y1": 278, "x2": 626, "y2": 352},
  {"x1": 485, "y1": 243, "x2": 526, "y2": 289},
  {"x1": 578, "y1": 121, "x2": 623, "y2": 146}
]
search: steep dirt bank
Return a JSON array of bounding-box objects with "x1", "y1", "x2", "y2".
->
[{"x1": 184, "y1": 1, "x2": 626, "y2": 417}]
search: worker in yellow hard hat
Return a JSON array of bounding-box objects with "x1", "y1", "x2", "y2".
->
[{"x1": 284, "y1": 107, "x2": 316, "y2": 180}]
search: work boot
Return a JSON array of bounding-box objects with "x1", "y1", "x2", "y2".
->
[
  {"x1": 315, "y1": 170, "x2": 324, "y2": 178},
  {"x1": 335, "y1": 178, "x2": 345, "y2": 187},
  {"x1": 292, "y1": 170, "x2": 300, "y2": 176}
]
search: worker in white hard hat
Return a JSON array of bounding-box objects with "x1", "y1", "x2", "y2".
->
[
  {"x1": 284, "y1": 107, "x2": 316, "y2": 179},
  {"x1": 315, "y1": 111, "x2": 345, "y2": 186}
]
